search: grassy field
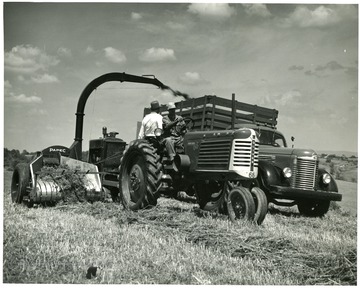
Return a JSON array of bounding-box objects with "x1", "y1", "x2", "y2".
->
[{"x1": 3, "y1": 170, "x2": 357, "y2": 285}]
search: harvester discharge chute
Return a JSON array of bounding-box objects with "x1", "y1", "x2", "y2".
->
[{"x1": 11, "y1": 72, "x2": 167, "y2": 207}]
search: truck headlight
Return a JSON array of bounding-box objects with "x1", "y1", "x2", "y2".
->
[
  {"x1": 322, "y1": 173, "x2": 331, "y2": 184},
  {"x1": 283, "y1": 167, "x2": 292, "y2": 178},
  {"x1": 154, "y1": 128, "x2": 163, "y2": 137}
]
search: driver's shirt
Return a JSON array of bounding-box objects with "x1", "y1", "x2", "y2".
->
[
  {"x1": 163, "y1": 115, "x2": 186, "y2": 138},
  {"x1": 138, "y1": 112, "x2": 163, "y2": 139}
]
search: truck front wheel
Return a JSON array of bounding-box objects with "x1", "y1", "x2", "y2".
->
[
  {"x1": 119, "y1": 140, "x2": 161, "y2": 210},
  {"x1": 297, "y1": 200, "x2": 330, "y2": 217}
]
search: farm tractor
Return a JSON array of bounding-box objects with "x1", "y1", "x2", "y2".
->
[{"x1": 137, "y1": 95, "x2": 342, "y2": 218}]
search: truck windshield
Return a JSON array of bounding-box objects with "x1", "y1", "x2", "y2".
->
[{"x1": 259, "y1": 130, "x2": 286, "y2": 147}]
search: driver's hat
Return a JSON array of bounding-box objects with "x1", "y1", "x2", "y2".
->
[{"x1": 168, "y1": 102, "x2": 176, "y2": 110}]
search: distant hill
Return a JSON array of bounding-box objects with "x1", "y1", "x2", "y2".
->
[{"x1": 317, "y1": 150, "x2": 358, "y2": 158}]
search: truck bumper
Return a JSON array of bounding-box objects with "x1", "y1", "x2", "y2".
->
[{"x1": 269, "y1": 185, "x2": 342, "y2": 202}]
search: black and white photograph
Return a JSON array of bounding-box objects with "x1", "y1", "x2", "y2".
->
[{"x1": 3, "y1": 2, "x2": 357, "y2": 285}]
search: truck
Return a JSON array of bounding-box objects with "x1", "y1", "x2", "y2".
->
[{"x1": 147, "y1": 94, "x2": 341, "y2": 217}]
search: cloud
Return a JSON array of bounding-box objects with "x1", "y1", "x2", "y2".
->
[
  {"x1": 131, "y1": 12, "x2": 142, "y2": 20},
  {"x1": 188, "y1": 3, "x2": 236, "y2": 20},
  {"x1": 4, "y1": 80, "x2": 12, "y2": 90},
  {"x1": 139, "y1": 47, "x2": 176, "y2": 62},
  {"x1": 289, "y1": 65, "x2": 304, "y2": 71},
  {"x1": 57, "y1": 47, "x2": 72, "y2": 57},
  {"x1": 166, "y1": 21, "x2": 187, "y2": 30},
  {"x1": 104, "y1": 47, "x2": 127, "y2": 63},
  {"x1": 5, "y1": 94, "x2": 42, "y2": 104},
  {"x1": 5, "y1": 45, "x2": 59, "y2": 74},
  {"x1": 242, "y1": 4, "x2": 271, "y2": 18},
  {"x1": 85, "y1": 46, "x2": 96, "y2": 54},
  {"x1": 283, "y1": 5, "x2": 340, "y2": 28},
  {"x1": 28, "y1": 108, "x2": 48, "y2": 116},
  {"x1": 275, "y1": 90, "x2": 302, "y2": 106},
  {"x1": 31, "y1": 73, "x2": 59, "y2": 84},
  {"x1": 179, "y1": 72, "x2": 207, "y2": 85},
  {"x1": 315, "y1": 61, "x2": 344, "y2": 71}
]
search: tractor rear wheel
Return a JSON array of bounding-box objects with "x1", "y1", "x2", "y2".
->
[
  {"x1": 11, "y1": 163, "x2": 30, "y2": 204},
  {"x1": 251, "y1": 187, "x2": 268, "y2": 225},
  {"x1": 227, "y1": 187, "x2": 255, "y2": 222},
  {"x1": 195, "y1": 180, "x2": 225, "y2": 212},
  {"x1": 119, "y1": 140, "x2": 161, "y2": 210}
]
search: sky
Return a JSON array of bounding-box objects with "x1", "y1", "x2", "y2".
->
[{"x1": 3, "y1": 2, "x2": 358, "y2": 154}]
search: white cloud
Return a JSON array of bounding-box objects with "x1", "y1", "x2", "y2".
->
[
  {"x1": 4, "y1": 80, "x2": 12, "y2": 90},
  {"x1": 31, "y1": 73, "x2": 59, "y2": 84},
  {"x1": 5, "y1": 45, "x2": 59, "y2": 74},
  {"x1": 188, "y1": 3, "x2": 236, "y2": 20},
  {"x1": 85, "y1": 46, "x2": 96, "y2": 54},
  {"x1": 6, "y1": 94, "x2": 42, "y2": 104},
  {"x1": 139, "y1": 47, "x2": 176, "y2": 62},
  {"x1": 28, "y1": 108, "x2": 48, "y2": 116},
  {"x1": 179, "y1": 72, "x2": 206, "y2": 85},
  {"x1": 276, "y1": 90, "x2": 302, "y2": 106},
  {"x1": 284, "y1": 5, "x2": 340, "y2": 28},
  {"x1": 57, "y1": 47, "x2": 72, "y2": 57},
  {"x1": 131, "y1": 12, "x2": 142, "y2": 20},
  {"x1": 104, "y1": 47, "x2": 127, "y2": 63},
  {"x1": 167, "y1": 21, "x2": 187, "y2": 30},
  {"x1": 243, "y1": 4, "x2": 271, "y2": 18}
]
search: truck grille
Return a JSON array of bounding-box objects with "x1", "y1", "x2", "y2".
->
[
  {"x1": 198, "y1": 139, "x2": 231, "y2": 169},
  {"x1": 232, "y1": 139, "x2": 259, "y2": 170},
  {"x1": 292, "y1": 157, "x2": 318, "y2": 190}
]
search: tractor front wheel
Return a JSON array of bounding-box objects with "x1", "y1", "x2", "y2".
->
[
  {"x1": 227, "y1": 187, "x2": 255, "y2": 222},
  {"x1": 119, "y1": 140, "x2": 161, "y2": 210},
  {"x1": 11, "y1": 163, "x2": 30, "y2": 204},
  {"x1": 251, "y1": 187, "x2": 268, "y2": 225}
]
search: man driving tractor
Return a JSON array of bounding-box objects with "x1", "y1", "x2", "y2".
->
[{"x1": 162, "y1": 102, "x2": 187, "y2": 162}]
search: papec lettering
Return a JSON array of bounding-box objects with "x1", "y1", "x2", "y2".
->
[{"x1": 49, "y1": 148, "x2": 66, "y2": 153}]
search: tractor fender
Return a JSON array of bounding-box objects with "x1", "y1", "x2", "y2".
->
[
  {"x1": 257, "y1": 160, "x2": 282, "y2": 190},
  {"x1": 318, "y1": 168, "x2": 338, "y2": 192}
]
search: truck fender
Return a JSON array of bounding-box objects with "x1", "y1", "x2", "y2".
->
[
  {"x1": 257, "y1": 160, "x2": 282, "y2": 190},
  {"x1": 318, "y1": 168, "x2": 338, "y2": 192}
]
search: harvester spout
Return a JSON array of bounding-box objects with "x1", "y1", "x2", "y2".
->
[{"x1": 69, "y1": 72, "x2": 166, "y2": 159}]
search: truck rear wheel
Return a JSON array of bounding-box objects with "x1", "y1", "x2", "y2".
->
[
  {"x1": 297, "y1": 200, "x2": 330, "y2": 217},
  {"x1": 11, "y1": 163, "x2": 30, "y2": 204},
  {"x1": 119, "y1": 140, "x2": 161, "y2": 210},
  {"x1": 251, "y1": 187, "x2": 268, "y2": 225},
  {"x1": 227, "y1": 187, "x2": 255, "y2": 222}
]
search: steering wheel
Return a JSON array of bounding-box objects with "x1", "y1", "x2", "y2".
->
[
  {"x1": 174, "y1": 117, "x2": 195, "y2": 134},
  {"x1": 183, "y1": 117, "x2": 195, "y2": 131}
]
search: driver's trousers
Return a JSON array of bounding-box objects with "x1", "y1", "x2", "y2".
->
[{"x1": 164, "y1": 136, "x2": 183, "y2": 161}]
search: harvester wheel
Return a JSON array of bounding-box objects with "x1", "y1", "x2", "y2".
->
[
  {"x1": 297, "y1": 200, "x2": 330, "y2": 217},
  {"x1": 251, "y1": 187, "x2": 268, "y2": 225},
  {"x1": 11, "y1": 163, "x2": 30, "y2": 204},
  {"x1": 227, "y1": 187, "x2": 255, "y2": 222},
  {"x1": 195, "y1": 180, "x2": 225, "y2": 212},
  {"x1": 119, "y1": 139, "x2": 161, "y2": 210}
]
